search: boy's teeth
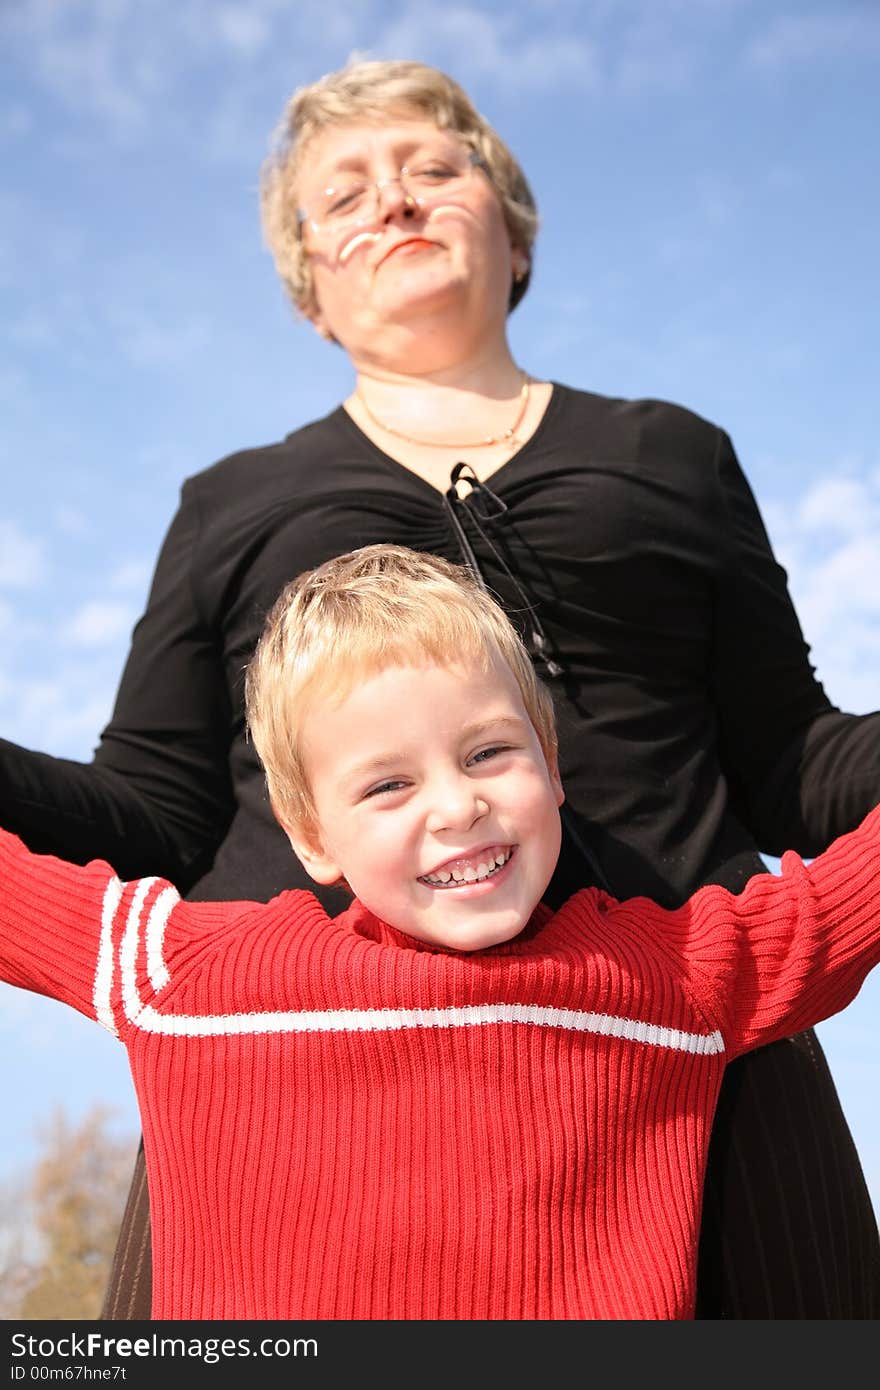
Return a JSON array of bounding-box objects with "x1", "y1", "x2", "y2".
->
[{"x1": 422, "y1": 848, "x2": 511, "y2": 886}]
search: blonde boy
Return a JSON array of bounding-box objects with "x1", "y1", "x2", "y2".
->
[
  {"x1": 1, "y1": 544, "x2": 878, "y2": 1320},
  {"x1": 245, "y1": 541, "x2": 564, "y2": 954}
]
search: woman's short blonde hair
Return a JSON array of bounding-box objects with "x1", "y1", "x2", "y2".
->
[
  {"x1": 260, "y1": 58, "x2": 539, "y2": 321},
  {"x1": 245, "y1": 544, "x2": 558, "y2": 835}
]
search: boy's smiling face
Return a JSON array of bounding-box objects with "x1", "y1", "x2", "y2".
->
[{"x1": 285, "y1": 654, "x2": 564, "y2": 951}]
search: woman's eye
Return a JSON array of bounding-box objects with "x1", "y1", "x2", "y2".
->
[
  {"x1": 325, "y1": 186, "x2": 366, "y2": 217},
  {"x1": 410, "y1": 163, "x2": 457, "y2": 184}
]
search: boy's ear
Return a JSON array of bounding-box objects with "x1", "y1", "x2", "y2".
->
[{"x1": 277, "y1": 813, "x2": 344, "y2": 886}]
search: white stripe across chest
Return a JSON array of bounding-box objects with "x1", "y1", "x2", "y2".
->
[{"x1": 92, "y1": 875, "x2": 725, "y2": 1056}]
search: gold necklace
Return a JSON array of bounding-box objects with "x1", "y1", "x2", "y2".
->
[{"x1": 356, "y1": 371, "x2": 531, "y2": 449}]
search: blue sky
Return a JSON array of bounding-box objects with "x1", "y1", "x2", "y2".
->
[{"x1": 1, "y1": 0, "x2": 879, "y2": 1225}]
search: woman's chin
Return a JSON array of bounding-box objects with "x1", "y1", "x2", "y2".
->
[{"x1": 372, "y1": 270, "x2": 469, "y2": 324}]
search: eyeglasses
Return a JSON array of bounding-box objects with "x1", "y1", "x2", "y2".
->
[{"x1": 297, "y1": 148, "x2": 488, "y2": 240}]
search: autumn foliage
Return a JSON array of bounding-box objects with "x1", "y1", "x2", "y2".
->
[{"x1": 0, "y1": 1106, "x2": 137, "y2": 1320}]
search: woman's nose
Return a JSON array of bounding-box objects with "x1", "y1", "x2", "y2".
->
[
  {"x1": 425, "y1": 778, "x2": 489, "y2": 835},
  {"x1": 376, "y1": 175, "x2": 417, "y2": 221}
]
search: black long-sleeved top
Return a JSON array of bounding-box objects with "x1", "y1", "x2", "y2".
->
[{"x1": 3, "y1": 384, "x2": 878, "y2": 913}]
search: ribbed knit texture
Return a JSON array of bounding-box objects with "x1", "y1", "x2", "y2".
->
[{"x1": 2, "y1": 807, "x2": 879, "y2": 1320}]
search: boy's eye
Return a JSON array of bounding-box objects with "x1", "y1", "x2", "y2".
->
[
  {"x1": 363, "y1": 779, "x2": 407, "y2": 799},
  {"x1": 468, "y1": 745, "x2": 508, "y2": 766}
]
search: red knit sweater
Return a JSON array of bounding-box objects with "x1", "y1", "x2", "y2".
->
[{"x1": 1, "y1": 811, "x2": 879, "y2": 1321}]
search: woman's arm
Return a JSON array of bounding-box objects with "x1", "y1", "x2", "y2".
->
[
  {"x1": 0, "y1": 480, "x2": 236, "y2": 890},
  {"x1": 710, "y1": 431, "x2": 880, "y2": 858}
]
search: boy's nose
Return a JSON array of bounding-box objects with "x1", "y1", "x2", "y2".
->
[{"x1": 425, "y1": 780, "x2": 490, "y2": 835}]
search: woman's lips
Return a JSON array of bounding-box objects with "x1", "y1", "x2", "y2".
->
[{"x1": 378, "y1": 238, "x2": 436, "y2": 266}]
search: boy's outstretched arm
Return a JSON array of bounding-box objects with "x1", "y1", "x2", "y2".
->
[
  {"x1": 618, "y1": 803, "x2": 880, "y2": 1057},
  {"x1": 0, "y1": 826, "x2": 168, "y2": 1031}
]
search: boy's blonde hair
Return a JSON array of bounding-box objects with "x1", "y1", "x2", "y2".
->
[
  {"x1": 245, "y1": 544, "x2": 558, "y2": 835},
  {"x1": 260, "y1": 58, "x2": 538, "y2": 321}
]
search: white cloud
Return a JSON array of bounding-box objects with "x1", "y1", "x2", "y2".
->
[
  {"x1": 0, "y1": 668, "x2": 117, "y2": 758},
  {"x1": 214, "y1": 4, "x2": 271, "y2": 57},
  {"x1": 2, "y1": 0, "x2": 227, "y2": 135},
  {"x1": 0, "y1": 366, "x2": 36, "y2": 415},
  {"x1": 0, "y1": 194, "x2": 28, "y2": 291},
  {"x1": 764, "y1": 164, "x2": 806, "y2": 194},
  {"x1": 695, "y1": 173, "x2": 744, "y2": 229},
  {"x1": 0, "y1": 521, "x2": 45, "y2": 588},
  {"x1": 109, "y1": 559, "x2": 152, "y2": 592},
  {"x1": 747, "y1": 10, "x2": 880, "y2": 70},
  {"x1": 52, "y1": 505, "x2": 91, "y2": 538},
  {"x1": 110, "y1": 310, "x2": 212, "y2": 370},
  {"x1": 16, "y1": 0, "x2": 865, "y2": 157},
  {"x1": 768, "y1": 470, "x2": 880, "y2": 571},
  {"x1": 764, "y1": 469, "x2": 880, "y2": 716},
  {"x1": 792, "y1": 535, "x2": 880, "y2": 627},
  {"x1": 1, "y1": 0, "x2": 160, "y2": 134},
  {"x1": 62, "y1": 599, "x2": 135, "y2": 647},
  {"x1": 1, "y1": 0, "x2": 753, "y2": 154},
  {"x1": 6, "y1": 309, "x2": 60, "y2": 349},
  {"x1": 0, "y1": 106, "x2": 34, "y2": 140},
  {"x1": 613, "y1": 15, "x2": 696, "y2": 91},
  {"x1": 795, "y1": 475, "x2": 876, "y2": 538},
  {"x1": 374, "y1": 4, "x2": 601, "y2": 91},
  {"x1": 0, "y1": 0, "x2": 358, "y2": 141},
  {"x1": 203, "y1": 85, "x2": 275, "y2": 166}
]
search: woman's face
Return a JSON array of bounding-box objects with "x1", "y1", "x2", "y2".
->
[{"x1": 296, "y1": 118, "x2": 522, "y2": 366}]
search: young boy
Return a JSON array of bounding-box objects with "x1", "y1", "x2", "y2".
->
[{"x1": 1, "y1": 544, "x2": 878, "y2": 1321}]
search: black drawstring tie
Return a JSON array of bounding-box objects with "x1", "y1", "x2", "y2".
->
[
  {"x1": 443, "y1": 462, "x2": 564, "y2": 678},
  {"x1": 442, "y1": 462, "x2": 611, "y2": 894}
]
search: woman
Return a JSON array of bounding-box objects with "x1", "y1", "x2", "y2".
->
[{"x1": 2, "y1": 59, "x2": 878, "y2": 1320}]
